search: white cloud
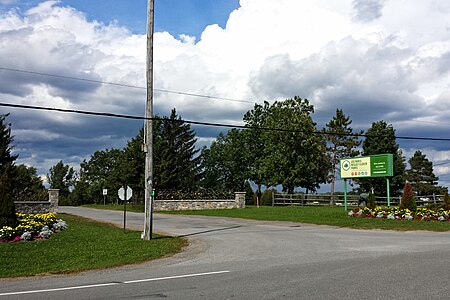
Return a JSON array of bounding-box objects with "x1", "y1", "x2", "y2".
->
[{"x1": 1, "y1": 0, "x2": 450, "y2": 188}]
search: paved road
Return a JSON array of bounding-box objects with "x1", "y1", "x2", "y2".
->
[{"x1": 1, "y1": 207, "x2": 450, "y2": 299}]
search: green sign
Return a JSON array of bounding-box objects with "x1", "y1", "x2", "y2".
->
[{"x1": 340, "y1": 154, "x2": 393, "y2": 179}]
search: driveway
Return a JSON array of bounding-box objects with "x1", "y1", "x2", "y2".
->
[{"x1": 1, "y1": 207, "x2": 449, "y2": 299}]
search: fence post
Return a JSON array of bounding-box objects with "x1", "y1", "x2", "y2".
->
[
  {"x1": 272, "y1": 192, "x2": 274, "y2": 207},
  {"x1": 301, "y1": 194, "x2": 305, "y2": 206},
  {"x1": 235, "y1": 192, "x2": 246, "y2": 208}
]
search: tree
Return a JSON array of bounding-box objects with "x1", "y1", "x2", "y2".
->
[
  {"x1": 76, "y1": 148, "x2": 123, "y2": 204},
  {"x1": 0, "y1": 114, "x2": 18, "y2": 227},
  {"x1": 262, "y1": 97, "x2": 328, "y2": 193},
  {"x1": 357, "y1": 121, "x2": 405, "y2": 196},
  {"x1": 324, "y1": 109, "x2": 363, "y2": 203},
  {"x1": 243, "y1": 101, "x2": 271, "y2": 200},
  {"x1": 11, "y1": 164, "x2": 46, "y2": 201},
  {"x1": 400, "y1": 181, "x2": 417, "y2": 211},
  {"x1": 405, "y1": 150, "x2": 439, "y2": 196},
  {"x1": 200, "y1": 129, "x2": 249, "y2": 192},
  {"x1": 153, "y1": 109, "x2": 201, "y2": 192},
  {"x1": 47, "y1": 160, "x2": 74, "y2": 199}
]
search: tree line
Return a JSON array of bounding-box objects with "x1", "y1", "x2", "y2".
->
[{"x1": 1, "y1": 96, "x2": 447, "y2": 215}]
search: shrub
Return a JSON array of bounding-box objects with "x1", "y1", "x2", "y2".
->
[
  {"x1": 443, "y1": 192, "x2": 450, "y2": 211},
  {"x1": 366, "y1": 193, "x2": 376, "y2": 209},
  {"x1": 400, "y1": 181, "x2": 417, "y2": 212},
  {"x1": 0, "y1": 173, "x2": 17, "y2": 228},
  {"x1": 261, "y1": 188, "x2": 277, "y2": 206}
]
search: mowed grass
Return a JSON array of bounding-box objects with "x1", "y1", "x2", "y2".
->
[
  {"x1": 163, "y1": 205, "x2": 450, "y2": 232},
  {"x1": 83, "y1": 203, "x2": 145, "y2": 213},
  {"x1": 0, "y1": 214, "x2": 187, "y2": 278}
]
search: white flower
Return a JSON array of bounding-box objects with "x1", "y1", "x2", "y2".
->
[
  {"x1": 404, "y1": 214, "x2": 413, "y2": 220},
  {"x1": 348, "y1": 211, "x2": 355, "y2": 217},
  {"x1": 40, "y1": 228, "x2": 52, "y2": 239},
  {"x1": 376, "y1": 213, "x2": 384, "y2": 218},
  {"x1": 356, "y1": 211, "x2": 363, "y2": 216},
  {"x1": 21, "y1": 231, "x2": 32, "y2": 241},
  {"x1": 53, "y1": 219, "x2": 68, "y2": 232},
  {"x1": 387, "y1": 214, "x2": 395, "y2": 220},
  {"x1": 438, "y1": 216, "x2": 446, "y2": 222}
]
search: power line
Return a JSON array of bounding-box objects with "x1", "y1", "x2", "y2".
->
[
  {"x1": 0, "y1": 66, "x2": 256, "y2": 104},
  {"x1": 2, "y1": 102, "x2": 450, "y2": 142}
]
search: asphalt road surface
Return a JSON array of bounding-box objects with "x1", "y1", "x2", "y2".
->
[{"x1": 1, "y1": 207, "x2": 449, "y2": 299}]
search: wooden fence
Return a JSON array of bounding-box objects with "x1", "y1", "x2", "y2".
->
[{"x1": 272, "y1": 193, "x2": 444, "y2": 207}]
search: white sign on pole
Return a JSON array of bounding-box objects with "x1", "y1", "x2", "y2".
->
[
  {"x1": 103, "y1": 189, "x2": 108, "y2": 196},
  {"x1": 118, "y1": 186, "x2": 132, "y2": 201}
]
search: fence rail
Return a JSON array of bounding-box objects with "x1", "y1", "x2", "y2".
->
[{"x1": 272, "y1": 193, "x2": 444, "y2": 207}]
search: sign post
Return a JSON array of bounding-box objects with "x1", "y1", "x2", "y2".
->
[
  {"x1": 102, "y1": 188, "x2": 107, "y2": 205},
  {"x1": 340, "y1": 154, "x2": 394, "y2": 211},
  {"x1": 118, "y1": 186, "x2": 133, "y2": 232}
]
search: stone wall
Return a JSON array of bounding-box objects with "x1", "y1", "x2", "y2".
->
[
  {"x1": 154, "y1": 192, "x2": 246, "y2": 211},
  {"x1": 14, "y1": 189, "x2": 59, "y2": 214}
]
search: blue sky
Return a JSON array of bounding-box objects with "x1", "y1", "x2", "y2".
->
[
  {"x1": 1, "y1": 0, "x2": 450, "y2": 191},
  {"x1": 1, "y1": 0, "x2": 240, "y2": 37}
]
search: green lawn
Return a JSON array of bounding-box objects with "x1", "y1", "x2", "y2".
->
[
  {"x1": 163, "y1": 206, "x2": 450, "y2": 232},
  {"x1": 0, "y1": 214, "x2": 187, "y2": 278},
  {"x1": 82, "y1": 204, "x2": 450, "y2": 231}
]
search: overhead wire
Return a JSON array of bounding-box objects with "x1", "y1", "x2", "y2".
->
[
  {"x1": 2, "y1": 102, "x2": 450, "y2": 142},
  {"x1": 0, "y1": 66, "x2": 256, "y2": 104}
]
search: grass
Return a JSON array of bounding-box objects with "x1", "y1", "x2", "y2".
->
[
  {"x1": 162, "y1": 206, "x2": 450, "y2": 232},
  {"x1": 83, "y1": 203, "x2": 145, "y2": 213},
  {"x1": 0, "y1": 214, "x2": 187, "y2": 278}
]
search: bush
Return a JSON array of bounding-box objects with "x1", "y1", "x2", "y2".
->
[
  {"x1": 400, "y1": 181, "x2": 417, "y2": 212},
  {"x1": 366, "y1": 193, "x2": 376, "y2": 209},
  {"x1": 261, "y1": 188, "x2": 277, "y2": 206},
  {"x1": 244, "y1": 182, "x2": 255, "y2": 205},
  {"x1": 0, "y1": 173, "x2": 17, "y2": 228},
  {"x1": 443, "y1": 192, "x2": 450, "y2": 211}
]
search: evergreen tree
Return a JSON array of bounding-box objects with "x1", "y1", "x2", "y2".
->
[
  {"x1": 153, "y1": 109, "x2": 201, "y2": 192},
  {"x1": 357, "y1": 121, "x2": 405, "y2": 196},
  {"x1": 405, "y1": 150, "x2": 439, "y2": 196},
  {"x1": 400, "y1": 181, "x2": 417, "y2": 211},
  {"x1": 0, "y1": 114, "x2": 18, "y2": 227},
  {"x1": 324, "y1": 109, "x2": 363, "y2": 203}
]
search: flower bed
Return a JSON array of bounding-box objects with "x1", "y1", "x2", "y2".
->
[
  {"x1": 348, "y1": 207, "x2": 450, "y2": 222},
  {"x1": 0, "y1": 213, "x2": 68, "y2": 243}
]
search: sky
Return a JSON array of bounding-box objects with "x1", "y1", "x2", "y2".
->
[{"x1": 0, "y1": 0, "x2": 449, "y2": 191}]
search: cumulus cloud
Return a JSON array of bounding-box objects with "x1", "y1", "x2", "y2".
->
[{"x1": 1, "y1": 0, "x2": 450, "y2": 189}]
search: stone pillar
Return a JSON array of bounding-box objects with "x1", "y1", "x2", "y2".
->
[
  {"x1": 235, "y1": 192, "x2": 246, "y2": 208},
  {"x1": 48, "y1": 189, "x2": 59, "y2": 213}
]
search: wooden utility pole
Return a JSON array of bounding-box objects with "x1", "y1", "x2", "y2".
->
[{"x1": 144, "y1": 0, "x2": 154, "y2": 240}]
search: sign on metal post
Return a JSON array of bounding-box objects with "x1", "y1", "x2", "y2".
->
[
  {"x1": 118, "y1": 186, "x2": 132, "y2": 201},
  {"x1": 340, "y1": 154, "x2": 393, "y2": 179},
  {"x1": 340, "y1": 154, "x2": 394, "y2": 210},
  {"x1": 118, "y1": 186, "x2": 133, "y2": 232}
]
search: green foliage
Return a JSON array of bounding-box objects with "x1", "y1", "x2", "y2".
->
[
  {"x1": 366, "y1": 192, "x2": 376, "y2": 209},
  {"x1": 406, "y1": 150, "x2": 439, "y2": 196},
  {"x1": 261, "y1": 188, "x2": 277, "y2": 206},
  {"x1": 443, "y1": 192, "x2": 450, "y2": 211},
  {"x1": 47, "y1": 160, "x2": 74, "y2": 200},
  {"x1": 400, "y1": 181, "x2": 417, "y2": 212},
  {"x1": 0, "y1": 173, "x2": 17, "y2": 227},
  {"x1": 200, "y1": 129, "x2": 249, "y2": 192},
  {"x1": 11, "y1": 164, "x2": 46, "y2": 201},
  {"x1": 324, "y1": 109, "x2": 362, "y2": 197},
  {"x1": 0, "y1": 114, "x2": 17, "y2": 227},
  {"x1": 357, "y1": 121, "x2": 406, "y2": 196},
  {"x1": 154, "y1": 109, "x2": 201, "y2": 192},
  {"x1": 244, "y1": 181, "x2": 255, "y2": 205}
]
